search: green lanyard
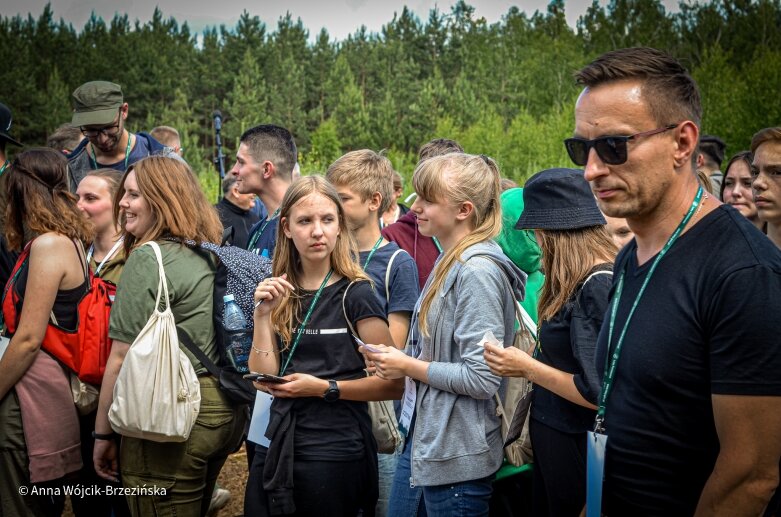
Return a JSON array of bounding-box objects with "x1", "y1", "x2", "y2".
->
[
  {"x1": 90, "y1": 133, "x2": 133, "y2": 171},
  {"x1": 0, "y1": 160, "x2": 9, "y2": 177},
  {"x1": 279, "y1": 269, "x2": 333, "y2": 375},
  {"x1": 595, "y1": 186, "x2": 703, "y2": 434},
  {"x1": 362, "y1": 236, "x2": 384, "y2": 268},
  {"x1": 432, "y1": 237, "x2": 443, "y2": 253},
  {"x1": 248, "y1": 207, "x2": 281, "y2": 251}
]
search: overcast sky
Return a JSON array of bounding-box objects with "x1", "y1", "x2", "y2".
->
[{"x1": 5, "y1": 0, "x2": 680, "y2": 41}]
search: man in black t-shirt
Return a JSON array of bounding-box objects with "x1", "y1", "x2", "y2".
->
[{"x1": 569, "y1": 48, "x2": 781, "y2": 515}]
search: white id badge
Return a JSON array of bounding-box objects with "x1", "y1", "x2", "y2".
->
[
  {"x1": 0, "y1": 335, "x2": 9, "y2": 362},
  {"x1": 398, "y1": 376, "x2": 417, "y2": 436},
  {"x1": 247, "y1": 391, "x2": 274, "y2": 447},
  {"x1": 586, "y1": 431, "x2": 608, "y2": 517}
]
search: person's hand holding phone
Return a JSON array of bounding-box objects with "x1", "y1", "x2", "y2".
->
[{"x1": 254, "y1": 373, "x2": 329, "y2": 398}]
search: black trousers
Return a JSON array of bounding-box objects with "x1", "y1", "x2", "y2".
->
[
  {"x1": 245, "y1": 445, "x2": 373, "y2": 517},
  {"x1": 529, "y1": 418, "x2": 588, "y2": 517}
]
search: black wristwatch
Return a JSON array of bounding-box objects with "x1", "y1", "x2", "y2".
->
[
  {"x1": 92, "y1": 431, "x2": 116, "y2": 440},
  {"x1": 323, "y1": 380, "x2": 340, "y2": 402}
]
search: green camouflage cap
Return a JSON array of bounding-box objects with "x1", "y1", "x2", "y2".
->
[{"x1": 71, "y1": 81, "x2": 123, "y2": 127}]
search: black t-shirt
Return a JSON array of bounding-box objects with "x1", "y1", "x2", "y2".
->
[
  {"x1": 531, "y1": 264, "x2": 612, "y2": 434},
  {"x1": 595, "y1": 205, "x2": 781, "y2": 515},
  {"x1": 276, "y1": 277, "x2": 387, "y2": 462},
  {"x1": 215, "y1": 197, "x2": 260, "y2": 250}
]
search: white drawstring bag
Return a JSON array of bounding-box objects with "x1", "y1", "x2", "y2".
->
[{"x1": 108, "y1": 241, "x2": 200, "y2": 442}]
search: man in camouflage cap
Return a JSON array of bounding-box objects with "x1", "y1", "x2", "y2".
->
[{"x1": 67, "y1": 80, "x2": 175, "y2": 191}]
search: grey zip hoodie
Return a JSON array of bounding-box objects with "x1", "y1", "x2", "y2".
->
[{"x1": 409, "y1": 240, "x2": 526, "y2": 486}]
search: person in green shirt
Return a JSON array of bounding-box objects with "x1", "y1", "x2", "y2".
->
[{"x1": 93, "y1": 156, "x2": 246, "y2": 517}]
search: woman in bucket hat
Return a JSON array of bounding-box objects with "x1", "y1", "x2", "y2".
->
[{"x1": 484, "y1": 167, "x2": 617, "y2": 516}]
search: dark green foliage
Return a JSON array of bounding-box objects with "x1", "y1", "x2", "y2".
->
[{"x1": 1, "y1": 1, "x2": 779, "y2": 191}]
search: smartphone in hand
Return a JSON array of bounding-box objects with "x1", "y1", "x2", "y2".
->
[{"x1": 243, "y1": 372, "x2": 290, "y2": 384}]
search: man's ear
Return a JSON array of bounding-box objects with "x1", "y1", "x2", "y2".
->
[
  {"x1": 368, "y1": 191, "x2": 382, "y2": 213},
  {"x1": 263, "y1": 161, "x2": 276, "y2": 180},
  {"x1": 455, "y1": 200, "x2": 475, "y2": 221},
  {"x1": 673, "y1": 121, "x2": 699, "y2": 169}
]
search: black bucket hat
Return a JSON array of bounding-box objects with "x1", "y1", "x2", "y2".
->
[
  {"x1": 515, "y1": 168, "x2": 606, "y2": 230},
  {"x1": 0, "y1": 103, "x2": 22, "y2": 147}
]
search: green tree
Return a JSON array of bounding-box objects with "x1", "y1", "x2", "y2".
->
[
  {"x1": 307, "y1": 118, "x2": 342, "y2": 169},
  {"x1": 225, "y1": 49, "x2": 269, "y2": 149}
]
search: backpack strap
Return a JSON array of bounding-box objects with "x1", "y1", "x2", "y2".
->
[
  {"x1": 469, "y1": 254, "x2": 536, "y2": 339},
  {"x1": 581, "y1": 269, "x2": 612, "y2": 288},
  {"x1": 177, "y1": 328, "x2": 222, "y2": 378},
  {"x1": 384, "y1": 248, "x2": 404, "y2": 304},
  {"x1": 221, "y1": 226, "x2": 234, "y2": 247}
]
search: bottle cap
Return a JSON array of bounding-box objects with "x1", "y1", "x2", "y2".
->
[{"x1": 223, "y1": 294, "x2": 235, "y2": 303}]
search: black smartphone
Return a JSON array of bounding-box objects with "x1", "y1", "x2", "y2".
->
[{"x1": 242, "y1": 372, "x2": 290, "y2": 384}]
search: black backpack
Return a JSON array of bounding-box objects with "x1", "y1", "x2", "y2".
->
[{"x1": 177, "y1": 240, "x2": 272, "y2": 405}]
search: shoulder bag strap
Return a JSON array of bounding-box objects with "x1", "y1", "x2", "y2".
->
[{"x1": 342, "y1": 280, "x2": 359, "y2": 340}]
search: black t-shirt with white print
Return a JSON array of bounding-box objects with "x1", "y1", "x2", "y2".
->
[{"x1": 276, "y1": 277, "x2": 387, "y2": 461}]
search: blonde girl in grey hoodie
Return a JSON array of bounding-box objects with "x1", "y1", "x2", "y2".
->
[{"x1": 364, "y1": 153, "x2": 526, "y2": 517}]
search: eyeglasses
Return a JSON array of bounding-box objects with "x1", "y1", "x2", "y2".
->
[
  {"x1": 564, "y1": 124, "x2": 679, "y2": 166},
  {"x1": 80, "y1": 111, "x2": 122, "y2": 138}
]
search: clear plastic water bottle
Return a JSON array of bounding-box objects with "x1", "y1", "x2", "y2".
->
[{"x1": 223, "y1": 294, "x2": 252, "y2": 373}]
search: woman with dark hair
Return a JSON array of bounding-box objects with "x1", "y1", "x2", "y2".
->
[
  {"x1": 93, "y1": 155, "x2": 246, "y2": 516},
  {"x1": 721, "y1": 151, "x2": 764, "y2": 231},
  {"x1": 484, "y1": 168, "x2": 617, "y2": 516},
  {"x1": 0, "y1": 148, "x2": 93, "y2": 515}
]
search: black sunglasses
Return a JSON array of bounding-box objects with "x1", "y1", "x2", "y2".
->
[{"x1": 564, "y1": 124, "x2": 678, "y2": 166}]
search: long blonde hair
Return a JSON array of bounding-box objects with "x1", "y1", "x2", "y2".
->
[
  {"x1": 414, "y1": 153, "x2": 502, "y2": 336},
  {"x1": 536, "y1": 226, "x2": 617, "y2": 323},
  {"x1": 271, "y1": 175, "x2": 368, "y2": 345}
]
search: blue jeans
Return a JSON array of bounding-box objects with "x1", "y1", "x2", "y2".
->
[
  {"x1": 377, "y1": 451, "x2": 399, "y2": 517},
  {"x1": 388, "y1": 431, "x2": 493, "y2": 517}
]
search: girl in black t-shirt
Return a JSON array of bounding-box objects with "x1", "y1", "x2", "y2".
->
[
  {"x1": 248, "y1": 175, "x2": 402, "y2": 517},
  {"x1": 485, "y1": 168, "x2": 617, "y2": 516}
]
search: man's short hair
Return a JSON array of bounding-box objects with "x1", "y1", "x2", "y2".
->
[
  {"x1": 326, "y1": 150, "x2": 395, "y2": 214},
  {"x1": 418, "y1": 138, "x2": 464, "y2": 162},
  {"x1": 239, "y1": 124, "x2": 297, "y2": 181},
  {"x1": 150, "y1": 126, "x2": 180, "y2": 148},
  {"x1": 751, "y1": 127, "x2": 781, "y2": 153},
  {"x1": 222, "y1": 174, "x2": 238, "y2": 195},
  {"x1": 698, "y1": 135, "x2": 726, "y2": 168},
  {"x1": 575, "y1": 47, "x2": 702, "y2": 128},
  {"x1": 46, "y1": 124, "x2": 84, "y2": 153}
]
